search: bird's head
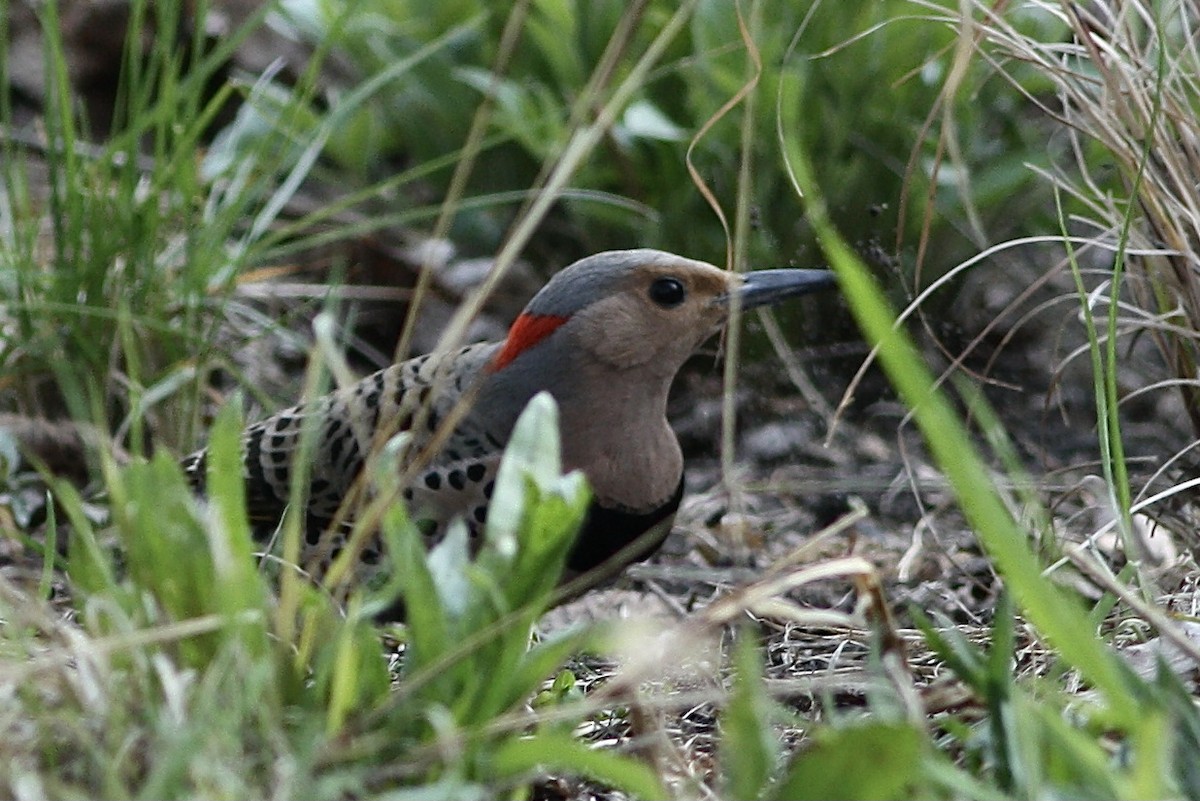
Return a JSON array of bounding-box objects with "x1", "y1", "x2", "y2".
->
[{"x1": 490, "y1": 249, "x2": 837, "y2": 378}]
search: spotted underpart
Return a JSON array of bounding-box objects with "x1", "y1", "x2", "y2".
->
[{"x1": 182, "y1": 341, "x2": 502, "y2": 586}]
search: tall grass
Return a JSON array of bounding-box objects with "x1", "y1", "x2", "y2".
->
[
  {"x1": 972, "y1": 1, "x2": 1200, "y2": 439},
  {"x1": 786, "y1": 2, "x2": 1200, "y2": 797},
  {"x1": 959, "y1": 0, "x2": 1200, "y2": 570},
  {"x1": 784, "y1": 69, "x2": 1192, "y2": 796},
  {"x1": 0, "y1": 0, "x2": 284, "y2": 454}
]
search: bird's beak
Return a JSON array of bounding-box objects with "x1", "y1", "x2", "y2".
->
[{"x1": 725, "y1": 268, "x2": 839, "y2": 310}]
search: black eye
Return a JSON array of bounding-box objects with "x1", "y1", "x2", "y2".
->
[{"x1": 648, "y1": 277, "x2": 686, "y2": 308}]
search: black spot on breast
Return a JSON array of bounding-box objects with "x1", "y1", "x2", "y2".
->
[
  {"x1": 305, "y1": 527, "x2": 321, "y2": 546},
  {"x1": 361, "y1": 548, "x2": 381, "y2": 565},
  {"x1": 402, "y1": 488, "x2": 414, "y2": 501},
  {"x1": 467, "y1": 464, "x2": 486, "y2": 482},
  {"x1": 446, "y1": 449, "x2": 461, "y2": 462},
  {"x1": 482, "y1": 479, "x2": 495, "y2": 499},
  {"x1": 473, "y1": 505, "x2": 487, "y2": 523},
  {"x1": 271, "y1": 433, "x2": 288, "y2": 449},
  {"x1": 329, "y1": 436, "x2": 344, "y2": 462},
  {"x1": 364, "y1": 371, "x2": 384, "y2": 407},
  {"x1": 427, "y1": 409, "x2": 441, "y2": 431},
  {"x1": 448, "y1": 470, "x2": 465, "y2": 491},
  {"x1": 424, "y1": 472, "x2": 441, "y2": 491}
]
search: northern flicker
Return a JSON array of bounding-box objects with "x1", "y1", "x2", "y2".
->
[{"x1": 181, "y1": 249, "x2": 837, "y2": 597}]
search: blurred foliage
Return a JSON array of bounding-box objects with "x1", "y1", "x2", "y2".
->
[{"x1": 246, "y1": 0, "x2": 1061, "y2": 288}]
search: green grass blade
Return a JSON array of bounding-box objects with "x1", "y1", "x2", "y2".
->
[
  {"x1": 722, "y1": 632, "x2": 778, "y2": 800},
  {"x1": 778, "y1": 68, "x2": 1138, "y2": 724}
]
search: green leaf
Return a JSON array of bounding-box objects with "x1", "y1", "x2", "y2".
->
[
  {"x1": 1157, "y1": 662, "x2": 1200, "y2": 798},
  {"x1": 481, "y1": 391, "x2": 589, "y2": 606},
  {"x1": 769, "y1": 722, "x2": 925, "y2": 801},
  {"x1": 389, "y1": 502, "x2": 451, "y2": 676},
  {"x1": 722, "y1": 634, "x2": 778, "y2": 800},
  {"x1": 490, "y1": 733, "x2": 667, "y2": 800},
  {"x1": 620, "y1": 100, "x2": 687, "y2": 142},
  {"x1": 475, "y1": 624, "x2": 591, "y2": 727},
  {"x1": 486, "y1": 392, "x2": 565, "y2": 558},
  {"x1": 911, "y1": 607, "x2": 986, "y2": 690},
  {"x1": 985, "y1": 592, "x2": 1019, "y2": 794},
  {"x1": 204, "y1": 402, "x2": 269, "y2": 624},
  {"x1": 427, "y1": 518, "x2": 474, "y2": 619},
  {"x1": 324, "y1": 600, "x2": 391, "y2": 734}
]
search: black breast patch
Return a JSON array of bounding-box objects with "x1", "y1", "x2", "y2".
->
[{"x1": 565, "y1": 473, "x2": 685, "y2": 574}]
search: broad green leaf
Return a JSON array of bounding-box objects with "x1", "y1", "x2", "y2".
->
[
  {"x1": 204, "y1": 402, "x2": 269, "y2": 624},
  {"x1": 722, "y1": 634, "x2": 778, "y2": 800},
  {"x1": 390, "y1": 502, "x2": 451, "y2": 676},
  {"x1": 491, "y1": 733, "x2": 666, "y2": 800},
  {"x1": 620, "y1": 100, "x2": 687, "y2": 142},
  {"x1": 769, "y1": 722, "x2": 924, "y2": 801},
  {"x1": 485, "y1": 393, "x2": 564, "y2": 560},
  {"x1": 427, "y1": 518, "x2": 473, "y2": 619}
]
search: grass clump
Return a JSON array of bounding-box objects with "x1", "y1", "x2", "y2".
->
[{"x1": 973, "y1": 0, "x2": 1200, "y2": 436}]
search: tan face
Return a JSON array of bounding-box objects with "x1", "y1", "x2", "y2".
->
[{"x1": 567, "y1": 256, "x2": 737, "y2": 374}]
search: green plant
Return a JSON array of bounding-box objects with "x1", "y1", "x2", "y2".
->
[
  {"x1": 213, "y1": 1, "x2": 1051, "y2": 287},
  {"x1": 0, "y1": 1, "x2": 286, "y2": 450}
]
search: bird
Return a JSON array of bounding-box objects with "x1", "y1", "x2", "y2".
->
[{"x1": 180, "y1": 249, "x2": 838, "y2": 601}]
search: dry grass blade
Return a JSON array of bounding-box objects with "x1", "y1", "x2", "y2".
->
[{"x1": 971, "y1": 0, "x2": 1200, "y2": 438}]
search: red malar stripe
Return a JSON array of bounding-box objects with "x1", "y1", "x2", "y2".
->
[{"x1": 489, "y1": 312, "x2": 569, "y2": 372}]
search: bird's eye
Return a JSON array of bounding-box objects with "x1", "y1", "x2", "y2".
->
[{"x1": 648, "y1": 277, "x2": 686, "y2": 308}]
